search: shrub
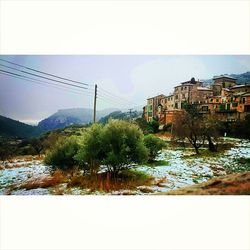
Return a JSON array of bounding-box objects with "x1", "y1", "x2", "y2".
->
[
  {"x1": 75, "y1": 120, "x2": 148, "y2": 175},
  {"x1": 44, "y1": 136, "x2": 80, "y2": 170},
  {"x1": 147, "y1": 119, "x2": 159, "y2": 133},
  {"x1": 143, "y1": 134, "x2": 165, "y2": 162},
  {"x1": 101, "y1": 120, "x2": 148, "y2": 174},
  {"x1": 163, "y1": 123, "x2": 172, "y2": 132},
  {"x1": 74, "y1": 124, "x2": 104, "y2": 174}
]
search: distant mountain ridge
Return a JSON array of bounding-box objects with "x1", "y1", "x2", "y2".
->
[
  {"x1": 38, "y1": 108, "x2": 118, "y2": 131},
  {"x1": 203, "y1": 71, "x2": 250, "y2": 85},
  {"x1": 0, "y1": 115, "x2": 43, "y2": 139}
]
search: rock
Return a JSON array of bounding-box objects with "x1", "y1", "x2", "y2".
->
[{"x1": 137, "y1": 186, "x2": 154, "y2": 193}]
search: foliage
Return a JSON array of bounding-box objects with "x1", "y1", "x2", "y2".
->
[
  {"x1": 0, "y1": 115, "x2": 43, "y2": 139},
  {"x1": 172, "y1": 105, "x2": 205, "y2": 154},
  {"x1": 44, "y1": 136, "x2": 80, "y2": 170},
  {"x1": 75, "y1": 120, "x2": 148, "y2": 175},
  {"x1": 99, "y1": 110, "x2": 142, "y2": 124},
  {"x1": 74, "y1": 124, "x2": 104, "y2": 174},
  {"x1": 101, "y1": 120, "x2": 148, "y2": 174},
  {"x1": 162, "y1": 123, "x2": 172, "y2": 132},
  {"x1": 147, "y1": 119, "x2": 159, "y2": 133},
  {"x1": 135, "y1": 117, "x2": 149, "y2": 134},
  {"x1": 216, "y1": 114, "x2": 250, "y2": 139},
  {"x1": 143, "y1": 134, "x2": 165, "y2": 162}
]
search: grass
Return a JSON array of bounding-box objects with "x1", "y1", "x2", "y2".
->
[
  {"x1": 67, "y1": 169, "x2": 154, "y2": 192},
  {"x1": 19, "y1": 170, "x2": 66, "y2": 190},
  {"x1": 224, "y1": 157, "x2": 250, "y2": 173},
  {"x1": 145, "y1": 160, "x2": 169, "y2": 167}
]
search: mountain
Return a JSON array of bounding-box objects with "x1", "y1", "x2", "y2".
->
[
  {"x1": 0, "y1": 115, "x2": 43, "y2": 139},
  {"x1": 38, "y1": 108, "x2": 118, "y2": 130},
  {"x1": 203, "y1": 71, "x2": 250, "y2": 85},
  {"x1": 99, "y1": 110, "x2": 143, "y2": 124}
]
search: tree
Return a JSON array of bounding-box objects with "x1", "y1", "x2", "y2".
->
[
  {"x1": 202, "y1": 116, "x2": 220, "y2": 152},
  {"x1": 30, "y1": 138, "x2": 44, "y2": 155},
  {"x1": 44, "y1": 136, "x2": 80, "y2": 170},
  {"x1": 143, "y1": 134, "x2": 165, "y2": 162},
  {"x1": 172, "y1": 107, "x2": 205, "y2": 154},
  {"x1": 101, "y1": 120, "x2": 148, "y2": 175},
  {"x1": 148, "y1": 118, "x2": 159, "y2": 133},
  {"x1": 74, "y1": 124, "x2": 104, "y2": 174}
]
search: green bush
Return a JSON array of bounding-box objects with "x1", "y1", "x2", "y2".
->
[
  {"x1": 163, "y1": 123, "x2": 172, "y2": 132},
  {"x1": 44, "y1": 136, "x2": 80, "y2": 170},
  {"x1": 143, "y1": 134, "x2": 165, "y2": 162},
  {"x1": 101, "y1": 120, "x2": 148, "y2": 174},
  {"x1": 74, "y1": 124, "x2": 104, "y2": 174},
  {"x1": 75, "y1": 120, "x2": 148, "y2": 175},
  {"x1": 147, "y1": 119, "x2": 159, "y2": 133}
]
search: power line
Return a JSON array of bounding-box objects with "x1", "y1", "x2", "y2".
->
[
  {"x1": 97, "y1": 94, "x2": 132, "y2": 108},
  {"x1": 0, "y1": 67, "x2": 88, "y2": 90},
  {"x1": 0, "y1": 58, "x2": 91, "y2": 86},
  {"x1": 0, "y1": 71, "x2": 94, "y2": 97},
  {"x1": 98, "y1": 86, "x2": 137, "y2": 106}
]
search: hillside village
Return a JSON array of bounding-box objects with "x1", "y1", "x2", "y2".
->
[{"x1": 143, "y1": 75, "x2": 250, "y2": 126}]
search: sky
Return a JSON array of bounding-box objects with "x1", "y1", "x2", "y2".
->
[{"x1": 0, "y1": 55, "x2": 250, "y2": 124}]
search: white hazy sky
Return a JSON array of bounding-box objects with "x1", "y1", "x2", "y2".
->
[{"x1": 0, "y1": 55, "x2": 249, "y2": 123}]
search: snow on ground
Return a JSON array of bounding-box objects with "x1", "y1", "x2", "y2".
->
[{"x1": 0, "y1": 138, "x2": 249, "y2": 195}]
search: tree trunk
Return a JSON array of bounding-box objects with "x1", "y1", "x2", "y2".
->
[{"x1": 207, "y1": 135, "x2": 217, "y2": 152}]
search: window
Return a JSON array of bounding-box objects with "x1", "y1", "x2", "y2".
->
[
  {"x1": 202, "y1": 106, "x2": 208, "y2": 111},
  {"x1": 242, "y1": 98, "x2": 246, "y2": 104},
  {"x1": 210, "y1": 98, "x2": 213, "y2": 102},
  {"x1": 181, "y1": 87, "x2": 183, "y2": 91},
  {"x1": 175, "y1": 95, "x2": 178, "y2": 99}
]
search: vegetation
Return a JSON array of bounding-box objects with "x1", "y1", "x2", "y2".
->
[
  {"x1": 172, "y1": 104, "x2": 220, "y2": 154},
  {"x1": 44, "y1": 136, "x2": 80, "y2": 170},
  {"x1": 0, "y1": 115, "x2": 43, "y2": 139},
  {"x1": 67, "y1": 169, "x2": 153, "y2": 192},
  {"x1": 74, "y1": 124, "x2": 104, "y2": 174},
  {"x1": 147, "y1": 119, "x2": 159, "y2": 133},
  {"x1": 101, "y1": 120, "x2": 148, "y2": 174},
  {"x1": 143, "y1": 134, "x2": 165, "y2": 162}
]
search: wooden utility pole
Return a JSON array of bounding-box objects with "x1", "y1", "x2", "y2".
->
[
  {"x1": 128, "y1": 108, "x2": 133, "y2": 122},
  {"x1": 93, "y1": 84, "x2": 97, "y2": 123}
]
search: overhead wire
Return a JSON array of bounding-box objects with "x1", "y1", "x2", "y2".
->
[
  {"x1": 0, "y1": 70, "x2": 94, "y2": 97},
  {"x1": 0, "y1": 63, "x2": 88, "y2": 90},
  {"x1": 0, "y1": 58, "x2": 91, "y2": 87}
]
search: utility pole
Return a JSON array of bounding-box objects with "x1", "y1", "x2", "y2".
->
[
  {"x1": 128, "y1": 108, "x2": 133, "y2": 122},
  {"x1": 93, "y1": 84, "x2": 97, "y2": 123}
]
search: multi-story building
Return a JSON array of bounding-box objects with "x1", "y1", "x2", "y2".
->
[
  {"x1": 211, "y1": 75, "x2": 237, "y2": 96},
  {"x1": 144, "y1": 76, "x2": 250, "y2": 125},
  {"x1": 145, "y1": 94, "x2": 166, "y2": 122}
]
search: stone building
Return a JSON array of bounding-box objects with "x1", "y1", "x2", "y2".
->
[{"x1": 145, "y1": 94, "x2": 166, "y2": 122}]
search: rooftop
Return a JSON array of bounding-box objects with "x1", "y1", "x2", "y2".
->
[
  {"x1": 197, "y1": 87, "x2": 213, "y2": 91},
  {"x1": 147, "y1": 94, "x2": 166, "y2": 100},
  {"x1": 213, "y1": 75, "x2": 237, "y2": 80},
  {"x1": 230, "y1": 84, "x2": 250, "y2": 89}
]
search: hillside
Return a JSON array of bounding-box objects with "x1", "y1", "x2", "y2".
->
[
  {"x1": 99, "y1": 110, "x2": 143, "y2": 124},
  {"x1": 203, "y1": 71, "x2": 250, "y2": 85},
  {"x1": 0, "y1": 115, "x2": 43, "y2": 139},
  {"x1": 38, "y1": 108, "x2": 117, "y2": 130}
]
